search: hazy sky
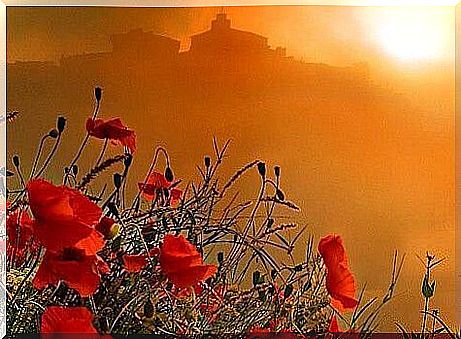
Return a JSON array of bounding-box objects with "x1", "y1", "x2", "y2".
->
[
  {"x1": 6, "y1": 5, "x2": 457, "y2": 330},
  {"x1": 7, "y1": 6, "x2": 455, "y2": 68}
]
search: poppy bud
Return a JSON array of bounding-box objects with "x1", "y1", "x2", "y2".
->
[
  {"x1": 48, "y1": 129, "x2": 59, "y2": 139},
  {"x1": 284, "y1": 284, "x2": 293, "y2": 299},
  {"x1": 271, "y1": 269, "x2": 277, "y2": 280},
  {"x1": 164, "y1": 167, "x2": 174, "y2": 182},
  {"x1": 12, "y1": 155, "x2": 20, "y2": 168},
  {"x1": 276, "y1": 189, "x2": 285, "y2": 201},
  {"x1": 257, "y1": 162, "x2": 266, "y2": 177},
  {"x1": 163, "y1": 188, "x2": 169, "y2": 198},
  {"x1": 113, "y1": 173, "x2": 122, "y2": 188},
  {"x1": 64, "y1": 167, "x2": 69, "y2": 174},
  {"x1": 57, "y1": 116, "x2": 66, "y2": 133},
  {"x1": 144, "y1": 299, "x2": 155, "y2": 318},
  {"x1": 233, "y1": 234, "x2": 238, "y2": 243},
  {"x1": 253, "y1": 271, "x2": 261, "y2": 286},
  {"x1": 124, "y1": 154, "x2": 132, "y2": 169},
  {"x1": 217, "y1": 252, "x2": 224, "y2": 264},
  {"x1": 6, "y1": 170, "x2": 14, "y2": 177},
  {"x1": 72, "y1": 164, "x2": 78, "y2": 176},
  {"x1": 204, "y1": 156, "x2": 211, "y2": 168},
  {"x1": 107, "y1": 202, "x2": 119, "y2": 217},
  {"x1": 274, "y1": 166, "x2": 281, "y2": 177},
  {"x1": 267, "y1": 218, "x2": 274, "y2": 229},
  {"x1": 422, "y1": 274, "x2": 436, "y2": 299},
  {"x1": 95, "y1": 87, "x2": 102, "y2": 102}
]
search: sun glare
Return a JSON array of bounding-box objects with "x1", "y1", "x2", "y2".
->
[{"x1": 377, "y1": 11, "x2": 449, "y2": 62}]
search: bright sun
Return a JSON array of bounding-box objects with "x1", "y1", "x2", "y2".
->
[{"x1": 377, "y1": 11, "x2": 449, "y2": 62}]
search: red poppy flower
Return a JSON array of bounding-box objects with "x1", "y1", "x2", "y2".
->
[
  {"x1": 27, "y1": 179, "x2": 104, "y2": 255},
  {"x1": 122, "y1": 248, "x2": 159, "y2": 273},
  {"x1": 6, "y1": 208, "x2": 38, "y2": 265},
  {"x1": 33, "y1": 247, "x2": 109, "y2": 297},
  {"x1": 318, "y1": 234, "x2": 358, "y2": 311},
  {"x1": 138, "y1": 172, "x2": 182, "y2": 205},
  {"x1": 41, "y1": 306, "x2": 97, "y2": 333},
  {"x1": 86, "y1": 117, "x2": 136, "y2": 153},
  {"x1": 159, "y1": 234, "x2": 217, "y2": 288}
]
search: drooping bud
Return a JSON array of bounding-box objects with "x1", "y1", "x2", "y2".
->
[
  {"x1": 57, "y1": 116, "x2": 66, "y2": 133},
  {"x1": 257, "y1": 162, "x2": 266, "y2": 177},
  {"x1": 72, "y1": 164, "x2": 78, "y2": 176},
  {"x1": 95, "y1": 87, "x2": 102, "y2": 102},
  {"x1": 276, "y1": 189, "x2": 285, "y2": 201},
  {"x1": 12, "y1": 155, "x2": 20, "y2": 168},
  {"x1": 164, "y1": 167, "x2": 174, "y2": 182},
  {"x1": 274, "y1": 166, "x2": 281, "y2": 177},
  {"x1": 48, "y1": 129, "x2": 59, "y2": 139}
]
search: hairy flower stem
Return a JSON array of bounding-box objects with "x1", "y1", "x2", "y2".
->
[
  {"x1": 95, "y1": 138, "x2": 109, "y2": 167},
  {"x1": 34, "y1": 133, "x2": 62, "y2": 178},
  {"x1": 29, "y1": 135, "x2": 49, "y2": 179},
  {"x1": 63, "y1": 100, "x2": 100, "y2": 185}
]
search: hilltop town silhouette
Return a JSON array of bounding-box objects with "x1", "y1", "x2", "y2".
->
[{"x1": 8, "y1": 13, "x2": 371, "y2": 97}]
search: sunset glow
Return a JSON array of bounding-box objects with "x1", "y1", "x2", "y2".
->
[{"x1": 377, "y1": 11, "x2": 449, "y2": 61}]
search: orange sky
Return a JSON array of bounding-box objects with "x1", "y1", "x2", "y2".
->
[
  {"x1": 6, "y1": 5, "x2": 457, "y2": 331},
  {"x1": 7, "y1": 6, "x2": 454, "y2": 68}
]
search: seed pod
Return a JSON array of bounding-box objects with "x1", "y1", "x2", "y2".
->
[
  {"x1": 72, "y1": 164, "x2": 78, "y2": 176},
  {"x1": 113, "y1": 173, "x2": 122, "y2": 188},
  {"x1": 257, "y1": 162, "x2": 266, "y2": 177},
  {"x1": 57, "y1": 116, "x2": 66, "y2": 133},
  {"x1": 12, "y1": 155, "x2": 20, "y2": 168},
  {"x1": 95, "y1": 87, "x2": 102, "y2": 102},
  {"x1": 48, "y1": 129, "x2": 59, "y2": 139},
  {"x1": 144, "y1": 299, "x2": 154, "y2": 318},
  {"x1": 204, "y1": 156, "x2": 211, "y2": 168},
  {"x1": 164, "y1": 167, "x2": 174, "y2": 182},
  {"x1": 274, "y1": 166, "x2": 281, "y2": 177}
]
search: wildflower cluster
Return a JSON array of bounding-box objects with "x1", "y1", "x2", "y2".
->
[{"x1": 6, "y1": 88, "x2": 402, "y2": 336}]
